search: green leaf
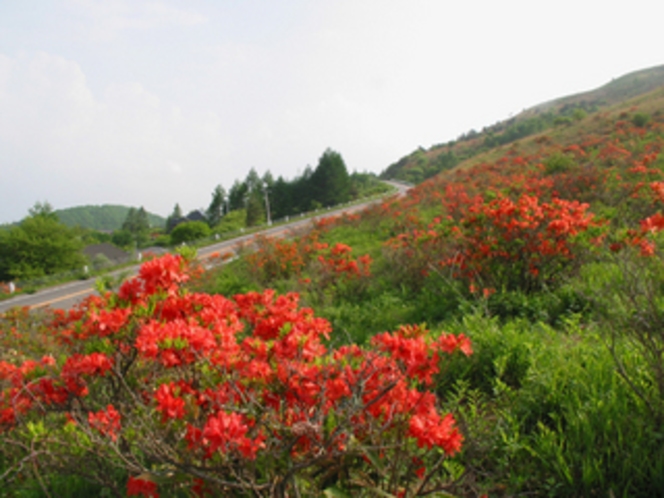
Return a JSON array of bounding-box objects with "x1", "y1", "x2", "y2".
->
[
  {"x1": 323, "y1": 487, "x2": 352, "y2": 498},
  {"x1": 26, "y1": 420, "x2": 46, "y2": 438},
  {"x1": 361, "y1": 449, "x2": 386, "y2": 476}
]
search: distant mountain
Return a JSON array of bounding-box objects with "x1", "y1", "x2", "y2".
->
[
  {"x1": 381, "y1": 64, "x2": 664, "y2": 184},
  {"x1": 55, "y1": 205, "x2": 166, "y2": 231}
]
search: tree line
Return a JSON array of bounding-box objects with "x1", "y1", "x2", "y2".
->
[
  {"x1": 165, "y1": 148, "x2": 377, "y2": 239},
  {"x1": 206, "y1": 148, "x2": 350, "y2": 226},
  {"x1": 0, "y1": 149, "x2": 387, "y2": 284}
]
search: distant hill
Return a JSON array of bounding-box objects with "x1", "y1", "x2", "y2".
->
[
  {"x1": 381, "y1": 64, "x2": 664, "y2": 184},
  {"x1": 55, "y1": 205, "x2": 166, "y2": 231},
  {"x1": 531, "y1": 64, "x2": 664, "y2": 114}
]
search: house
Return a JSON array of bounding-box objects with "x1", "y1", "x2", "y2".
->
[{"x1": 83, "y1": 243, "x2": 131, "y2": 268}]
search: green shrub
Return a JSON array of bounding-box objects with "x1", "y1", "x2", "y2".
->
[
  {"x1": 315, "y1": 292, "x2": 412, "y2": 345},
  {"x1": 544, "y1": 152, "x2": 576, "y2": 175},
  {"x1": 213, "y1": 209, "x2": 246, "y2": 235},
  {"x1": 585, "y1": 244, "x2": 664, "y2": 424},
  {"x1": 437, "y1": 312, "x2": 664, "y2": 496},
  {"x1": 486, "y1": 286, "x2": 591, "y2": 326},
  {"x1": 90, "y1": 253, "x2": 112, "y2": 271},
  {"x1": 170, "y1": 220, "x2": 210, "y2": 245},
  {"x1": 632, "y1": 112, "x2": 651, "y2": 128}
]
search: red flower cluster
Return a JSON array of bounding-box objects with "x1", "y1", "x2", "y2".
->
[
  {"x1": 388, "y1": 192, "x2": 598, "y2": 292},
  {"x1": 127, "y1": 476, "x2": 158, "y2": 498},
  {"x1": 651, "y1": 181, "x2": 664, "y2": 204},
  {"x1": 247, "y1": 236, "x2": 307, "y2": 281},
  {"x1": 316, "y1": 243, "x2": 372, "y2": 279},
  {"x1": 88, "y1": 404, "x2": 121, "y2": 441},
  {"x1": 246, "y1": 233, "x2": 373, "y2": 300},
  {"x1": 0, "y1": 254, "x2": 471, "y2": 496}
]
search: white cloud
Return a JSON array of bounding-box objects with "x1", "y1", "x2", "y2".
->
[
  {"x1": 66, "y1": 0, "x2": 207, "y2": 41},
  {"x1": 168, "y1": 160, "x2": 182, "y2": 174},
  {"x1": 1, "y1": 0, "x2": 663, "y2": 225},
  {"x1": 0, "y1": 54, "x2": 12, "y2": 98},
  {"x1": 0, "y1": 52, "x2": 233, "y2": 222},
  {"x1": 0, "y1": 52, "x2": 98, "y2": 152}
]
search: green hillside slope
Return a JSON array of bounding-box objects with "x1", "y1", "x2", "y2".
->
[
  {"x1": 55, "y1": 205, "x2": 165, "y2": 231},
  {"x1": 533, "y1": 63, "x2": 664, "y2": 112},
  {"x1": 5, "y1": 65, "x2": 664, "y2": 498},
  {"x1": 382, "y1": 63, "x2": 664, "y2": 184},
  {"x1": 199, "y1": 81, "x2": 664, "y2": 495}
]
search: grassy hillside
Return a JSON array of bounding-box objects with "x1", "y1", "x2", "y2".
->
[
  {"x1": 382, "y1": 64, "x2": 664, "y2": 184},
  {"x1": 199, "y1": 87, "x2": 664, "y2": 495},
  {"x1": 3, "y1": 72, "x2": 664, "y2": 496},
  {"x1": 55, "y1": 204, "x2": 165, "y2": 231},
  {"x1": 532, "y1": 63, "x2": 664, "y2": 113}
]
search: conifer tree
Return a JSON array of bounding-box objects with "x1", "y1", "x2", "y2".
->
[
  {"x1": 166, "y1": 203, "x2": 183, "y2": 233},
  {"x1": 228, "y1": 180, "x2": 248, "y2": 212},
  {"x1": 120, "y1": 207, "x2": 150, "y2": 247},
  {"x1": 206, "y1": 185, "x2": 226, "y2": 228},
  {"x1": 309, "y1": 148, "x2": 351, "y2": 207},
  {"x1": 245, "y1": 193, "x2": 265, "y2": 227}
]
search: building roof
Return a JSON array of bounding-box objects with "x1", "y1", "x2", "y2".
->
[{"x1": 83, "y1": 243, "x2": 130, "y2": 263}]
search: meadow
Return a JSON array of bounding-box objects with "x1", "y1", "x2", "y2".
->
[{"x1": 3, "y1": 90, "x2": 664, "y2": 496}]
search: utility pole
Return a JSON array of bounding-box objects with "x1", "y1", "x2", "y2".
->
[{"x1": 264, "y1": 182, "x2": 272, "y2": 226}]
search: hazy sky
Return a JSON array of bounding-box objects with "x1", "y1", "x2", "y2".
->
[{"x1": 1, "y1": 0, "x2": 662, "y2": 223}]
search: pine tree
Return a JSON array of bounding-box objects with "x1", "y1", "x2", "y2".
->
[
  {"x1": 309, "y1": 149, "x2": 351, "y2": 207},
  {"x1": 262, "y1": 171, "x2": 275, "y2": 190},
  {"x1": 136, "y1": 207, "x2": 150, "y2": 232},
  {"x1": 245, "y1": 193, "x2": 265, "y2": 227},
  {"x1": 245, "y1": 168, "x2": 263, "y2": 194},
  {"x1": 121, "y1": 207, "x2": 150, "y2": 247},
  {"x1": 270, "y1": 176, "x2": 292, "y2": 219},
  {"x1": 206, "y1": 185, "x2": 226, "y2": 228},
  {"x1": 292, "y1": 165, "x2": 314, "y2": 213},
  {"x1": 166, "y1": 204, "x2": 183, "y2": 233},
  {"x1": 228, "y1": 180, "x2": 248, "y2": 212}
]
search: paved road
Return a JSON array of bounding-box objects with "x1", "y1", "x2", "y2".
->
[{"x1": 0, "y1": 182, "x2": 410, "y2": 313}]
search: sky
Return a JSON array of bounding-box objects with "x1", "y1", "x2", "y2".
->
[{"x1": 0, "y1": 0, "x2": 662, "y2": 224}]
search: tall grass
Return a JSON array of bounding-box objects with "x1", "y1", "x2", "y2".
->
[{"x1": 434, "y1": 310, "x2": 664, "y2": 496}]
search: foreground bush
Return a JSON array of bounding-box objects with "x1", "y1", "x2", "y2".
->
[{"x1": 0, "y1": 254, "x2": 471, "y2": 497}]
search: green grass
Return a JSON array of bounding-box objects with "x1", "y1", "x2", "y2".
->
[
  {"x1": 187, "y1": 185, "x2": 664, "y2": 496},
  {"x1": 432, "y1": 311, "x2": 664, "y2": 496},
  {"x1": 6, "y1": 75, "x2": 664, "y2": 497}
]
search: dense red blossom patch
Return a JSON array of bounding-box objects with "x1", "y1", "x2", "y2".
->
[
  {"x1": 0, "y1": 254, "x2": 471, "y2": 496},
  {"x1": 383, "y1": 109, "x2": 664, "y2": 291}
]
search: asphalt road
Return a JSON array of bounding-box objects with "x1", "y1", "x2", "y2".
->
[{"x1": 0, "y1": 182, "x2": 410, "y2": 313}]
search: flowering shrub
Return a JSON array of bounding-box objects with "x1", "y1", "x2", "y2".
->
[
  {"x1": 307, "y1": 243, "x2": 373, "y2": 303},
  {"x1": 247, "y1": 235, "x2": 309, "y2": 282},
  {"x1": 0, "y1": 254, "x2": 470, "y2": 497},
  {"x1": 316, "y1": 243, "x2": 372, "y2": 280},
  {"x1": 245, "y1": 233, "x2": 373, "y2": 305},
  {"x1": 388, "y1": 194, "x2": 599, "y2": 293},
  {"x1": 454, "y1": 194, "x2": 599, "y2": 291}
]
